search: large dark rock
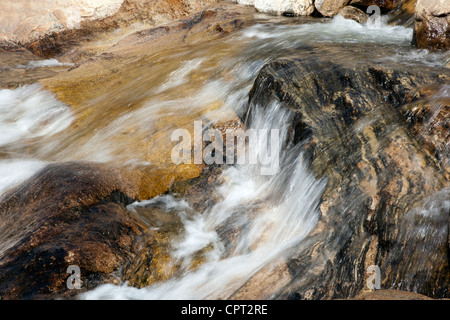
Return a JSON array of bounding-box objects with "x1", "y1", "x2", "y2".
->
[
  {"x1": 241, "y1": 44, "x2": 450, "y2": 299},
  {"x1": 0, "y1": 162, "x2": 151, "y2": 299}
]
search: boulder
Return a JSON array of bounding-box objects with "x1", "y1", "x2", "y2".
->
[
  {"x1": 315, "y1": 0, "x2": 351, "y2": 17},
  {"x1": 413, "y1": 0, "x2": 450, "y2": 51},
  {"x1": 235, "y1": 0, "x2": 315, "y2": 16},
  {"x1": 238, "y1": 43, "x2": 450, "y2": 299},
  {"x1": 338, "y1": 5, "x2": 369, "y2": 23},
  {"x1": 0, "y1": 162, "x2": 145, "y2": 299},
  {"x1": 0, "y1": 0, "x2": 216, "y2": 56},
  {"x1": 350, "y1": 0, "x2": 398, "y2": 12}
]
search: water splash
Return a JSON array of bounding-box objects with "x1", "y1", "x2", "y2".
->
[
  {"x1": 81, "y1": 100, "x2": 327, "y2": 300},
  {"x1": 0, "y1": 84, "x2": 73, "y2": 148}
]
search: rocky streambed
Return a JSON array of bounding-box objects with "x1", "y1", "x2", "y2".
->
[{"x1": 0, "y1": 0, "x2": 448, "y2": 300}]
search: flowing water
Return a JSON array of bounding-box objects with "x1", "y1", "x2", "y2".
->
[{"x1": 0, "y1": 13, "x2": 449, "y2": 299}]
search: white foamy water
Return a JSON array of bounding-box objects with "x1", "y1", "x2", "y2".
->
[
  {"x1": 381, "y1": 49, "x2": 450, "y2": 68},
  {"x1": 1, "y1": 12, "x2": 446, "y2": 300},
  {"x1": 0, "y1": 84, "x2": 73, "y2": 148},
  {"x1": 16, "y1": 59, "x2": 75, "y2": 69},
  {"x1": 242, "y1": 15, "x2": 413, "y2": 45},
  {"x1": 0, "y1": 84, "x2": 73, "y2": 197},
  {"x1": 79, "y1": 15, "x2": 449, "y2": 300},
  {"x1": 0, "y1": 159, "x2": 47, "y2": 196},
  {"x1": 155, "y1": 58, "x2": 205, "y2": 93},
  {"x1": 82, "y1": 101, "x2": 327, "y2": 300}
]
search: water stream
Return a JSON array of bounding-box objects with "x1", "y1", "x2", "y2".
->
[{"x1": 0, "y1": 13, "x2": 448, "y2": 299}]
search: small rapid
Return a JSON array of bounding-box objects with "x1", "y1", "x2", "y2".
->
[{"x1": 0, "y1": 13, "x2": 448, "y2": 299}]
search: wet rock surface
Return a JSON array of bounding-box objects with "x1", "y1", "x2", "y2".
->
[
  {"x1": 0, "y1": 0, "x2": 216, "y2": 57},
  {"x1": 0, "y1": 162, "x2": 146, "y2": 299},
  {"x1": 0, "y1": 1, "x2": 448, "y2": 301},
  {"x1": 353, "y1": 289, "x2": 435, "y2": 299},
  {"x1": 315, "y1": 0, "x2": 351, "y2": 17},
  {"x1": 338, "y1": 5, "x2": 368, "y2": 23},
  {"x1": 242, "y1": 44, "x2": 450, "y2": 299},
  {"x1": 413, "y1": 0, "x2": 450, "y2": 51},
  {"x1": 350, "y1": 0, "x2": 398, "y2": 12}
]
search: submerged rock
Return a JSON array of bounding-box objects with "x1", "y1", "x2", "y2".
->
[
  {"x1": 413, "y1": 0, "x2": 450, "y2": 51},
  {"x1": 240, "y1": 44, "x2": 450, "y2": 299}
]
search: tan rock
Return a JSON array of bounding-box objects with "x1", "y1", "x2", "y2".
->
[
  {"x1": 315, "y1": 0, "x2": 351, "y2": 17},
  {"x1": 235, "y1": 0, "x2": 315, "y2": 16},
  {"x1": 413, "y1": 0, "x2": 450, "y2": 51},
  {"x1": 354, "y1": 290, "x2": 434, "y2": 300},
  {"x1": 338, "y1": 5, "x2": 368, "y2": 23},
  {"x1": 0, "y1": 0, "x2": 215, "y2": 51}
]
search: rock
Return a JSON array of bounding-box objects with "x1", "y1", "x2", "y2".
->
[
  {"x1": 388, "y1": 0, "x2": 417, "y2": 27},
  {"x1": 315, "y1": 0, "x2": 351, "y2": 17},
  {"x1": 401, "y1": 84, "x2": 450, "y2": 181},
  {"x1": 0, "y1": 0, "x2": 216, "y2": 56},
  {"x1": 0, "y1": 162, "x2": 145, "y2": 299},
  {"x1": 0, "y1": 159, "x2": 216, "y2": 299},
  {"x1": 235, "y1": 0, "x2": 315, "y2": 16},
  {"x1": 413, "y1": 0, "x2": 450, "y2": 51},
  {"x1": 255, "y1": 0, "x2": 315, "y2": 16},
  {"x1": 350, "y1": 0, "x2": 397, "y2": 12},
  {"x1": 338, "y1": 5, "x2": 368, "y2": 23},
  {"x1": 353, "y1": 289, "x2": 434, "y2": 300},
  {"x1": 243, "y1": 43, "x2": 450, "y2": 299}
]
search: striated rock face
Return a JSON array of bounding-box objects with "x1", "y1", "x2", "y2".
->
[
  {"x1": 413, "y1": 0, "x2": 450, "y2": 51},
  {"x1": 235, "y1": 0, "x2": 315, "y2": 16},
  {"x1": 0, "y1": 0, "x2": 215, "y2": 56},
  {"x1": 315, "y1": 0, "x2": 351, "y2": 17},
  {"x1": 401, "y1": 84, "x2": 450, "y2": 181},
  {"x1": 240, "y1": 44, "x2": 450, "y2": 299}
]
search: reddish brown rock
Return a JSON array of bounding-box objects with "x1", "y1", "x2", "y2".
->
[{"x1": 0, "y1": 162, "x2": 148, "y2": 299}]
